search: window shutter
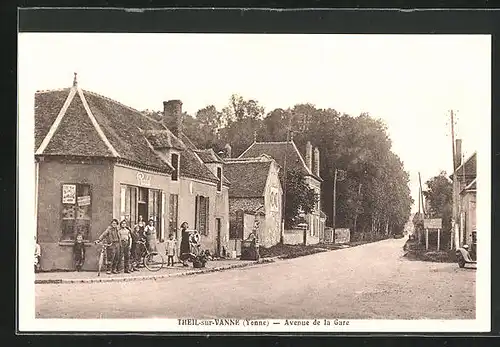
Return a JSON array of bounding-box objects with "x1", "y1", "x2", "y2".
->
[
  {"x1": 205, "y1": 197, "x2": 210, "y2": 236},
  {"x1": 194, "y1": 195, "x2": 199, "y2": 231}
]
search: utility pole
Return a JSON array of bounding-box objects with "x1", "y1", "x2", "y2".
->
[
  {"x1": 280, "y1": 113, "x2": 292, "y2": 244},
  {"x1": 450, "y1": 110, "x2": 458, "y2": 250},
  {"x1": 418, "y1": 172, "x2": 425, "y2": 217},
  {"x1": 332, "y1": 168, "x2": 338, "y2": 243}
]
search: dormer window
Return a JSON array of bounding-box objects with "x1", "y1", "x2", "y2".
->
[
  {"x1": 217, "y1": 166, "x2": 222, "y2": 192},
  {"x1": 171, "y1": 153, "x2": 179, "y2": 181}
]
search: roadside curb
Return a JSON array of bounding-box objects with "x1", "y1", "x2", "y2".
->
[{"x1": 35, "y1": 258, "x2": 276, "y2": 284}]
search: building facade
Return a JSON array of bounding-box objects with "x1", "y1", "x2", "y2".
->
[
  {"x1": 238, "y1": 139, "x2": 324, "y2": 243},
  {"x1": 34, "y1": 79, "x2": 230, "y2": 270},
  {"x1": 224, "y1": 155, "x2": 283, "y2": 254}
]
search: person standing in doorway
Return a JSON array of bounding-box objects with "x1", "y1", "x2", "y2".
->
[
  {"x1": 144, "y1": 218, "x2": 158, "y2": 253},
  {"x1": 34, "y1": 236, "x2": 41, "y2": 273},
  {"x1": 137, "y1": 215, "x2": 146, "y2": 239},
  {"x1": 118, "y1": 220, "x2": 132, "y2": 273},
  {"x1": 96, "y1": 219, "x2": 120, "y2": 274},
  {"x1": 179, "y1": 222, "x2": 190, "y2": 267},
  {"x1": 165, "y1": 233, "x2": 177, "y2": 266}
]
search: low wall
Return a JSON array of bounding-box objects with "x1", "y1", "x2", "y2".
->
[{"x1": 283, "y1": 229, "x2": 319, "y2": 245}]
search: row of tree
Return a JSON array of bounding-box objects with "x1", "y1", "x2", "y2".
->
[{"x1": 144, "y1": 94, "x2": 414, "y2": 237}]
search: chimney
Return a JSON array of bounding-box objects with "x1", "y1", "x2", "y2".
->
[
  {"x1": 224, "y1": 143, "x2": 232, "y2": 158},
  {"x1": 313, "y1": 147, "x2": 320, "y2": 176},
  {"x1": 455, "y1": 139, "x2": 462, "y2": 170},
  {"x1": 163, "y1": 100, "x2": 183, "y2": 136},
  {"x1": 305, "y1": 141, "x2": 313, "y2": 171}
]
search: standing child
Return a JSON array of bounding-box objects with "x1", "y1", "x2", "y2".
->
[
  {"x1": 73, "y1": 234, "x2": 86, "y2": 271},
  {"x1": 165, "y1": 233, "x2": 177, "y2": 266}
]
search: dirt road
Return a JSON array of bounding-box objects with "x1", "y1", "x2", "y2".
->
[{"x1": 36, "y1": 238, "x2": 475, "y2": 319}]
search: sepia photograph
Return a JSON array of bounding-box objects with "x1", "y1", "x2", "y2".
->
[{"x1": 18, "y1": 31, "x2": 490, "y2": 333}]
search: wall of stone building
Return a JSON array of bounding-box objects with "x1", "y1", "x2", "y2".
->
[
  {"x1": 169, "y1": 178, "x2": 229, "y2": 257},
  {"x1": 228, "y1": 197, "x2": 264, "y2": 255},
  {"x1": 262, "y1": 162, "x2": 282, "y2": 248},
  {"x1": 36, "y1": 159, "x2": 114, "y2": 271},
  {"x1": 283, "y1": 228, "x2": 319, "y2": 245}
]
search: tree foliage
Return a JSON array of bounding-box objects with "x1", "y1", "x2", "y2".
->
[
  {"x1": 173, "y1": 94, "x2": 413, "y2": 237},
  {"x1": 423, "y1": 171, "x2": 453, "y2": 232},
  {"x1": 280, "y1": 169, "x2": 319, "y2": 229}
]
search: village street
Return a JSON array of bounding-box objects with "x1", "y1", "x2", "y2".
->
[{"x1": 35, "y1": 238, "x2": 475, "y2": 320}]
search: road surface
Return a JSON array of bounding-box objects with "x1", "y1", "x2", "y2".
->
[{"x1": 36, "y1": 238, "x2": 475, "y2": 319}]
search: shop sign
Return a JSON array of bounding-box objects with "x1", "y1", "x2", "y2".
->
[
  {"x1": 62, "y1": 184, "x2": 76, "y2": 204},
  {"x1": 136, "y1": 172, "x2": 151, "y2": 187},
  {"x1": 77, "y1": 195, "x2": 91, "y2": 206}
]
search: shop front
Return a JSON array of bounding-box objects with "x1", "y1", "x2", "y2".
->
[{"x1": 113, "y1": 164, "x2": 170, "y2": 242}]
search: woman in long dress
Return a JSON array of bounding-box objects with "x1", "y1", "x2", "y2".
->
[
  {"x1": 144, "y1": 218, "x2": 157, "y2": 253},
  {"x1": 179, "y1": 222, "x2": 190, "y2": 266}
]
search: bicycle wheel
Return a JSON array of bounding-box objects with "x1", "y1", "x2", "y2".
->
[
  {"x1": 144, "y1": 252, "x2": 164, "y2": 272},
  {"x1": 97, "y1": 251, "x2": 104, "y2": 276}
]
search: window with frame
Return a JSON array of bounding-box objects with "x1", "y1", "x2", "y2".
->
[
  {"x1": 120, "y1": 185, "x2": 138, "y2": 224},
  {"x1": 171, "y1": 153, "x2": 179, "y2": 181},
  {"x1": 195, "y1": 195, "x2": 210, "y2": 236},
  {"x1": 61, "y1": 183, "x2": 92, "y2": 241}
]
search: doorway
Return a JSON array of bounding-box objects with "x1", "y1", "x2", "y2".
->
[
  {"x1": 216, "y1": 218, "x2": 222, "y2": 257},
  {"x1": 138, "y1": 187, "x2": 149, "y2": 224}
]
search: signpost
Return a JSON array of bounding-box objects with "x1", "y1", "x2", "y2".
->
[{"x1": 423, "y1": 218, "x2": 442, "y2": 251}]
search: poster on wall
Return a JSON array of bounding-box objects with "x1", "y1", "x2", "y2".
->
[
  {"x1": 77, "y1": 195, "x2": 91, "y2": 206},
  {"x1": 62, "y1": 184, "x2": 76, "y2": 204}
]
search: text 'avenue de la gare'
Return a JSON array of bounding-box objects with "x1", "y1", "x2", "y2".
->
[{"x1": 177, "y1": 319, "x2": 350, "y2": 326}]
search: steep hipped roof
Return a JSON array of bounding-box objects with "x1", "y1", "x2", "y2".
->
[
  {"x1": 224, "y1": 160, "x2": 272, "y2": 198},
  {"x1": 144, "y1": 129, "x2": 185, "y2": 150},
  {"x1": 195, "y1": 149, "x2": 224, "y2": 164},
  {"x1": 452, "y1": 152, "x2": 477, "y2": 179},
  {"x1": 238, "y1": 141, "x2": 322, "y2": 181},
  {"x1": 34, "y1": 82, "x2": 221, "y2": 184}
]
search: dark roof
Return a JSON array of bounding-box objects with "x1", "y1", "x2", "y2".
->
[
  {"x1": 180, "y1": 133, "x2": 198, "y2": 150},
  {"x1": 144, "y1": 129, "x2": 185, "y2": 150},
  {"x1": 224, "y1": 160, "x2": 272, "y2": 197},
  {"x1": 34, "y1": 86, "x2": 222, "y2": 184},
  {"x1": 453, "y1": 152, "x2": 477, "y2": 178},
  {"x1": 238, "y1": 141, "x2": 321, "y2": 181},
  {"x1": 195, "y1": 149, "x2": 224, "y2": 164},
  {"x1": 34, "y1": 88, "x2": 71, "y2": 151},
  {"x1": 43, "y1": 90, "x2": 113, "y2": 157}
]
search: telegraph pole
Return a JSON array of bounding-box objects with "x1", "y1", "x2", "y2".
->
[
  {"x1": 280, "y1": 113, "x2": 292, "y2": 244},
  {"x1": 332, "y1": 168, "x2": 338, "y2": 243},
  {"x1": 450, "y1": 109, "x2": 458, "y2": 250}
]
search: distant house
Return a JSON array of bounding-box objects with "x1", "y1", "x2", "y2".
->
[
  {"x1": 238, "y1": 139, "x2": 324, "y2": 243},
  {"x1": 224, "y1": 154, "x2": 283, "y2": 254},
  {"x1": 34, "y1": 77, "x2": 230, "y2": 270},
  {"x1": 450, "y1": 148, "x2": 477, "y2": 251}
]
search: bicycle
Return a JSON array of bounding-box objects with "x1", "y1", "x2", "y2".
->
[
  {"x1": 95, "y1": 240, "x2": 112, "y2": 276},
  {"x1": 136, "y1": 239, "x2": 165, "y2": 271}
]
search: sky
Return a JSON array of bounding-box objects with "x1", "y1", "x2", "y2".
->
[{"x1": 18, "y1": 33, "x2": 491, "y2": 213}]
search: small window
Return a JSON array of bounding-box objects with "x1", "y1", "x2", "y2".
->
[
  {"x1": 171, "y1": 153, "x2": 179, "y2": 181},
  {"x1": 61, "y1": 183, "x2": 91, "y2": 241},
  {"x1": 217, "y1": 167, "x2": 222, "y2": 192}
]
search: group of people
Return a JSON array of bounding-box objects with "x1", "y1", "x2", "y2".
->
[
  {"x1": 35, "y1": 216, "x2": 196, "y2": 274},
  {"x1": 96, "y1": 217, "x2": 194, "y2": 275},
  {"x1": 95, "y1": 215, "x2": 160, "y2": 274}
]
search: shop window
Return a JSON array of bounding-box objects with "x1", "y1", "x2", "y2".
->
[
  {"x1": 169, "y1": 194, "x2": 179, "y2": 238},
  {"x1": 195, "y1": 195, "x2": 210, "y2": 236},
  {"x1": 61, "y1": 183, "x2": 91, "y2": 241},
  {"x1": 171, "y1": 153, "x2": 179, "y2": 181},
  {"x1": 121, "y1": 185, "x2": 138, "y2": 225}
]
